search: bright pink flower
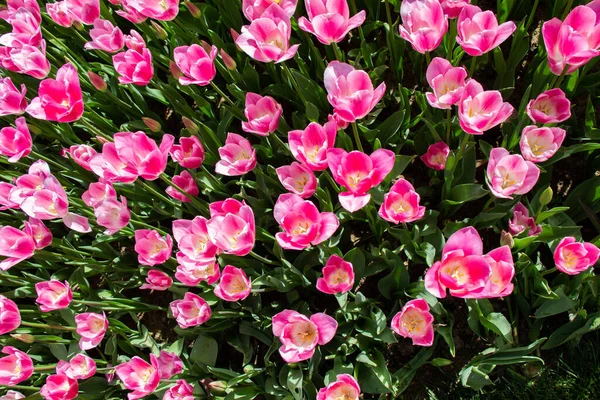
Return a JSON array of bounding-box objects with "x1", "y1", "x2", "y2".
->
[
  {"x1": 509, "y1": 203, "x2": 542, "y2": 237},
  {"x1": 288, "y1": 119, "x2": 337, "y2": 171},
  {"x1": 317, "y1": 374, "x2": 360, "y2": 400},
  {"x1": 26, "y1": 63, "x2": 84, "y2": 123},
  {"x1": 456, "y1": 5, "x2": 516, "y2": 56},
  {"x1": 164, "y1": 380, "x2": 194, "y2": 400},
  {"x1": 94, "y1": 196, "x2": 131, "y2": 234},
  {"x1": 207, "y1": 199, "x2": 256, "y2": 256},
  {"x1": 173, "y1": 216, "x2": 219, "y2": 264},
  {"x1": 458, "y1": 79, "x2": 514, "y2": 135},
  {"x1": 0, "y1": 117, "x2": 31, "y2": 163},
  {"x1": 82, "y1": 181, "x2": 117, "y2": 207},
  {"x1": 215, "y1": 133, "x2": 256, "y2": 176},
  {"x1": 113, "y1": 47, "x2": 154, "y2": 86},
  {"x1": 421, "y1": 141, "x2": 450, "y2": 170},
  {"x1": 316, "y1": 254, "x2": 354, "y2": 294},
  {"x1": 486, "y1": 148, "x2": 540, "y2": 199},
  {"x1": 276, "y1": 162, "x2": 317, "y2": 198},
  {"x1": 473, "y1": 246, "x2": 515, "y2": 297},
  {"x1": 0, "y1": 390, "x2": 25, "y2": 400},
  {"x1": 175, "y1": 261, "x2": 220, "y2": 286},
  {"x1": 0, "y1": 42, "x2": 50, "y2": 79},
  {"x1": 438, "y1": 0, "x2": 470, "y2": 18},
  {"x1": 40, "y1": 374, "x2": 78, "y2": 400},
  {"x1": 0, "y1": 7, "x2": 42, "y2": 47},
  {"x1": 0, "y1": 225, "x2": 36, "y2": 270},
  {"x1": 242, "y1": 0, "x2": 298, "y2": 20},
  {"x1": 0, "y1": 182, "x2": 20, "y2": 211},
  {"x1": 520, "y1": 126, "x2": 566, "y2": 163},
  {"x1": 327, "y1": 148, "x2": 395, "y2": 212},
  {"x1": 0, "y1": 77, "x2": 27, "y2": 116},
  {"x1": 140, "y1": 269, "x2": 173, "y2": 291},
  {"x1": 0, "y1": 0, "x2": 41, "y2": 24},
  {"x1": 324, "y1": 61, "x2": 386, "y2": 123},
  {"x1": 399, "y1": 0, "x2": 448, "y2": 53},
  {"x1": 170, "y1": 292, "x2": 212, "y2": 328},
  {"x1": 23, "y1": 218, "x2": 52, "y2": 250},
  {"x1": 122, "y1": 0, "x2": 180, "y2": 21},
  {"x1": 124, "y1": 30, "x2": 146, "y2": 52},
  {"x1": 554, "y1": 236, "x2": 600, "y2": 275},
  {"x1": 35, "y1": 280, "x2": 72, "y2": 312},
  {"x1": 116, "y1": 3, "x2": 148, "y2": 24},
  {"x1": 170, "y1": 136, "x2": 205, "y2": 169},
  {"x1": 46, "y1": 1, "x2": 73, "y2": 27},
  {"x1": 0, "y1": 296, "x2": 20, "y2": 335},
  {"x1": 241, "y1": 93, "x2": 282, "y2": 136},
  {"x1": 75, "y1": 312, "x2": 108, "y2": 350},
  {"x1": 66, "y1": 145, "x2": 97, "y2": 171},
  {"x1": 378, "y1": 178, "x2": 426, "y2": 224},
  {"x1": 425, "y1": 57, "x2": 467, "y2": 109},
  {"x1": 66, "y1": 0, "x2": 100, "y2": 24},
  {"x1": 166, "y1": 171, "x2": 199, "y2": 203},
  {"x1": 272, "y1": 310, "x2": 337, "y2": 363},
  {"x1": 236, "y1": 4, "x2": 300, "y2": 63},
  {"x1": 526, "y1": 89, "x2": 571, "y2": 124},
  {"x1": 214, "y1": 265, "x2": 252, "y2": 302},
  {"x1": 89, "y1": 143, "x2": 139, "y2": 184},
  {"x1": 298, "y1": 0, "x2": 366, "y2": 45},
  {"x1": 115, "y1": 355, "x2": 160, "y2": 400},
  {"x1": 85, "y1": 19, "x2": 125, "y2": 53},
  {"x1": 274, "y1": 193, "x2": 339, "y2": 250},
  {"x1": 55, "y1": 354, "x2": 96, "y2": 380},
  {"x1": 542, "y1": 1, "x2": 600, "y2": 75},
  {"x1": 113, "y1": 131, "x2": 174, "y2": 180},
  {"x1": 0, "y1": 346, "x2": 32, "y2": 386},
  {"x1": 391, "y1": 299, "x2": 434, "y2": 346},
  {"x1": 156, "y1": 350, "x2": 183, "y2": 379},
  {"x1": 134, "y1": 229, "x2": 173, "y2": 266},
  {"x1": 173, "y1": 44, "x2": 217, "y2": 86}
]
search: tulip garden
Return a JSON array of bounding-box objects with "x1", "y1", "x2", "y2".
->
[{"x1": 1, "y1": 0, "x2": 600, "y2": 399}]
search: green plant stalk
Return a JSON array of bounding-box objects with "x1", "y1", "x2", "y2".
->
[
  {"x1": 561, "y1": 0, "x2": 575, "y2": 19},
  {"x1": 20, "y1": 321, "x2": 76, "y2": 331},
  {"x1": 160, "y1": 174, "x2": 210, "y2": 214},
  {"x1": 384, "y1": 0, "x2": 394, "y2": 27},
  {"x1": 348, "y1": 0, "x2": 365, "y2": 41},
  {"x1": 525, "y1": 0, "x2": 541, "y2": 30},
  {"x1": 351, "y1": 123, "x2": 364, "y2": 152},
  {"x1": 446, "y1": 109, "x2": 452, "y2": 144},
  {"x1": 331, "y1": 42, "x2": 345, "y2": 62},
  {"x1": 270, "y1": 132, "x2": 292, "y2": 156},
  {"x1": 425, "y1": 51, "x2": 432, "y2": 66},
  {"x1": 469, "y1": 56, "x2": 477, "y2": 76},
  {"x1": 249, "y1": 251, "x2": 279, "y2": 266},
  {"x1": 281, "y1": 63, "x2": 309, "y2": 107},
  {"x1": 322, "y1": 170, "x2": 340, "y2": 192},
  {"x1": 209, "y1": 81, "x2": 235, "y2": 107}
]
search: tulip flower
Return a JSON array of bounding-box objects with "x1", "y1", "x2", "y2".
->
[
  {"x1": 170, "y1": 292, "x2": 212, "y2": 328},
  {"x1": 113, "y1": 131, "x2": 174, "y2": 180},
  {"x1": 75, "y1": 312, "x2": 108, "y2": 350},
  {"x1": 1, "y1": 0, "x2": 41, "y2": 24},
  {"x1": 46, "y1": 1, "x2": 73, "y2": 27},
  {"x1": 241, "y1": 93, "x2": 282, "y2": 136},
  {"x1": 175, "y1": 261, "x2": 221, "y2": 286},
  {"x1": 272, "y1": 310, "x2": 337, "y2": 362},
  {"x1": 378, "y1": 178, "x2": 426, "y2": 224},
  {"x1": 509, "y1": 203, "x2": 542, "y2": 237},
  {"x1": 486, "y1": 148, "x2": 540, "y2": 199},
  {"x1": 124, "y1": 30, "x2": 146, "y2": 52},
  {"x1": 421, "y1": 142, "x2": 450, "y2": 170},
  {"x1": 288, "y1": 119, "x2": 338, "y2": 171},
  {"x1": 207, "y1": 198, "x2": 256, "y2": 256},
  {"x1": 0, "y1": 117, "x2": 32, "y2": 163},
  {"x1": 82, "y1": 182, "x2": 117, "y2": 208},
  {"x1": 324, "y1": 61, "x2": 386, "y2": 122},
  {"x1": 0, "y1": 42, "x2": 51, "y2": 79},
  {"x1": 0, "y1": 391, "x2": 25, "y2": 400},
  {"x1": 55, "y1": 354, "x2": 97, "y2": 380},
  {"x1": 0, "y1": 77, "x2": 27, "y2": 116},
  {"x1": 22, "y1": 217, "x2": 52, "y2": 249},
  {"x1": 94, "y1": 196, "x2": 131, "y2": 234},
  {"x1": 0, "y1": 183, "x2": 19, "y2": 211},
  {"x1": 0, "y1": 4, "x2": 41, "y2": 46},
  {"x1": 391, "y1": 299, "x2": 434, "y2": 346},
  {"x1": 526, "y1": 89, "x2": 572, "y2": 124},
  {"x1": 84, "y1": 19, "x2": 125, "y2": 53},
  {"x1": 276, "y1": 162, "x2": 318, "y2": 198},
  {"x1": 438, "y1": 0, "x2": 471, "y2": 18},
  {"x1": 399, "y1": 0, "x2": 448, "y2": 53},
  {"x1": 173, "y1": 44, "x2": 217, "y2": 86},
  {"x1": 242, "y1": 0, "x2": 298, "y2": 21},
  {"x1": 236, "y1": 4, "x2": 300, "y2": 63},
  {"x1": 316, "y1": 255, "x2": 354, "y2": 294},
  {"x1": 156, "y1": 350, "x2": 183, "y2": 379},
  {"x1": 115, "y1": 355, "x2": 160, "y2": 400},
  {"x1": 554, "y1": 236, "x2": 600, "y2": 275},
  {"x1": 170, "y1": 136, "x2": 205, "y2": 169},
  {"x1": 317, "y1": 374, "x2": 360, "y2": 400},
  {"x1": 67, "y1": 0, "x2": 101, "y2": 24},
  {"x1": 140, "y1": 270, "x2": 173, "y2": 291},
  {"x1": 173, "y1": 216, "x2": 219, "y2": 264},
  {"x1": 458, "y1": 80, "x2": 514, "y2": 135},
  {"x1": 214, "y1": 265, "x2": 252, "y2": 302},
  {"x1": 89, "y1": 143, "x2": 139, "y2": 184},
  {"x1": 520, "y1": 126, "x2": 566, "y2": 163},
  {"x1": 0, "y1": 347, "x2": 33, "y2": 386},
  {"x1": 66, "y1": 145, "x2": 98, "y2": 171},
  {"x1": 113, "y1": 47, "x2": 154, "y2": 86},
  {"x1": 474, "y1": 246, "x2": 515, "y2": 297},
  {"x1": 456, "y1": 5, "x2": 516, "y2": 56},
  {"x1": 87, "y1": 71, "x2": 107, "y2": 91},
  {"x1": 327, "y1": 148, "x2": 395, "y2": 212},
  {"x1": 134, "y1": 229, "x2": 173, "y2": 266},
  {"x1": 0, "y1": 296, "x2": 21, "y2": 335},
  {"x1": 166, "y1": 171, "x2": 199, "y2": 202},
  {"x1": 425, "y1": 58, "x2": 468, "y2": 109},
  {"x1": 0, "y1": 225, "x2": 36, "y2": 270},
  {"x1": 164, "y1": 380, "x2": 194, "y2": 400},
  {"x1": 35, "y1": 280, "x2": 73, "y2": 312},
  {"x1": 121, "y1": 0, "x2": 180, "y2": 21},
  {"x1": 116, "y1": 3, "x2": 148, "y2": 24},
  {"x1": 298, "y1": 0, "x2": 366, "y2": 45},
  {"x1": 215, "y1": 133, "x2": 257, "y2": 176},
  {"x1": 26, "y1": 63, "x2": 84, "y2": 123}
]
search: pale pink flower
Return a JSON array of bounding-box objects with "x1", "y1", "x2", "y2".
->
[
  {"x1": 391, "y1": 299, "x2": 434, "y2": 346},
  {"x1": 276, "y1": 162, "x2": 317, "y2": 198},
  {"x1": 456, "y1": 5, "x2": 516, "y2": 56},
  {"x1": 140, "y1": 269, "x2": 173, "y2": 291},
  {"x1": 458, "y1": 79, "x2": 514, "y2": 135},
  {"x1": 399, "y1": 0, "x2": 448, "y2": 53},
  {"x1": 316, "y1": 254, "x2": 354, "y2": 294},
  {"x1": 170, "y1": 136, "x2": 205, "y2": 169},
  {"x1": 0, "y1": 117, "x2": 31, "y2": 162},
  {"x1": 94, "y1": 196, "x2": 131, "y2": 235},
  {"x1": 112, "y1": 48, "x2": 154, "y2": 86},
  {"x1": 55, "y1": 354, "x2": 96, "y2": 380},
  {"x1": 486, "y1": 148, "x2": 540, "y2": 199},
  {"x1": 170, "y1": 292, "x2": 212, "y2": 328},
  {"x1": 66, "y1": 0, "x2": 100, "y2": 24},
  {"x1": 166, "y1": 171, "x2": 199, "y2": 202},
  {"x1": 0, "y1": 296, "x2": 21, "y2": 335},
  {"x1": 242, "y1": 0, "x2": 298, "y2": 21},
  {"x1": 241, "y1": 93, "x2": 282, "y2": 136},
  {"x1": 66, "y1": 145, "x2": 97, "y2": 171},
  {"x1": 526, "y1": 89, "x2": 571, "y2": 124},
  {"x1": 421, "y1": 141, "x2": 450, "y2": 170},
  {"x1": 298, "y1": 0, "x2": 366, "y2": 45},
  {"x1": 425, "y1": 57, "x2": 467, "y2": 109},
  {"x1": 520, "y1": 126, "x2": 566, "y2": 163},
  {"x1": 121, "y1": 0, "x2": 180, "y2": 21},
  {"x1": 0, "y1": 77, "x2": 27, "y2": 116},
  {"x1": 554, "y1": 236, "x2": 600, "y2": 275},
  {"x1": 35, "y1": 280, "x2": 73, "y2": 312},
  {"x1": 164, "y1": 380, "x2": 194, "y2": 400},
  {"x1": 317, "y1": 374, "x2": 360, "y2": 400},
  {"x1": 0, "y1": 225, "x2": 36, "y2": 270},
  {"x1": 175, "y1": 261, "x2": 220, "y2": 286},
  {"x1": 289, "y1": 119, "x2": 338, "y2": 171},
  {"x1": 82, "y1": 181, "x2": 117, "y2": 207},
  {"x1": 89, "y1": 143, "x2": 139, "y2": 184},
  {"x1": 0, "y1": 390, "x2": 25, "y2": 400},
  {"x1": 0, "y1": 42, "x2": 50, "y2": 79},
  {"x1": 173, "y1": 216, "x2": 219, "y2": 264},
  {"x1": 509, "y1": 203, "x2": 542, "y2": 237},
  {"x1": 378, "y1": 178, "x2": 426, "y2": 224},
  {"x1": 85, "y1": 19, "x2": 125, "y2": 53},
  {"x1": 0, "y1": 7, "x2": 41, "y2": 47},
  {"x1": 134, "y1": 229, "x2": 173, "y2": 266},
  {"x1": 46, "y1": 1, "x2": 73, "y2": 27},
  {"x1": 1, "y1": 0, "x2": 41, "y2": 24},
  {"x1": 156, "y1": 350, "x2": 183, "y2": 379},
  {"x1": 438, "y1": 0, "x2": 470, "y2": 18},
  {"x1": 116, "y1": 3, "x2": 148, "y2": 24},
  {"x1": 474, "y1": 246, "x2": 515, "y2": 298},
  {"x1": 0, "y1": 346, "x2": 32, "y2": 386},
  {"x1": 75, "y1": 312, "x2": 108, "y2": 350},
  {"x1": 207, "y1": 198, "x2": 256, "y2": 256},
  {"x1": 115, "y1": 355, "x2": 160, "y2": 400},
  {"x1": 40, "y1": 374, "x2": 78, "y2": 400},
  {"x1": 24, "y1": 218, "x2": 52, "y2": 249},
  {"x1": 0, "y1": 182, "x2": 19, "y2": 211},
  {"x1": 214, "y1": 265, "x2": 252, "y2": 302},
  {"x1": 113, "y1": 131, "x2": 174, "y2": 180},
  {"x1": 173, "y1": 44, "x2": 217, "y2": 86},
  {"x1": 215, "y1": 133, "x2": 256, "y2": 176}
]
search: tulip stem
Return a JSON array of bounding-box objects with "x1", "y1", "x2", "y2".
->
[
  {"x1": 34, "y1": 365, "x2": 58, "y2": 372},
  {"x1": 541, "y1": 267, "x2": 557, "y2": 277},
  {"x1": 554, "y1": 67, "x2": 568, "y2": 89},
  {"x1": 469, "y1": 57, "x2": 477, "y2": 76},
  {"x1": 281, "y1": 63, "x2": 309, "y2": 107},
  {"x1": 384, "y1": 0, "x2": 393, "y2": 27},
  {"x1": 159, "y1": 174, "x2": 210, "y2": 214},
  {"x1": 349, "y1": 0, "x2": 366, "y2": 41},
  {"x1": 351, "y1": 123, "x2": 364, "y2": 152},
  {"x1": 0, "y1": 384, "x2": 40, "y2": 391},
  {"x1": 270, "y1": 133, "x2": 291, "y2": 155},
  {"x1": 425, "y1": 51, "x2": 432, "y2": 66},
  {"x1": 20, "y1": 321, "x2": 76, "y2": 331},
  {"x1": 332, "y1": 42, "x2": 344, "y2": 62},
  {"x1": 525, "y1": 0, "x2": 541, "y2": 30},
  {"x1": 249, "y1": 251, "x2": 279, "y2": 266},
  {"x1": 561, "y1": 0, "x2": 575, "y2": 19},
  {"x1": 322, "y1": 170, "x2": 340, "y2": 192},
  {"x1": 446, "y1": 109, "x2": 452, "y2": 144},
  {"x1": 209, "y1": 81, "x2": 235, "y2": 107}
]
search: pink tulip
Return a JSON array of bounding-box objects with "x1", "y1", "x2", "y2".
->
[
  {"x1": 156, "y1": 350, "x2": 183, "y2": 379},
  {"x1": 298, "y1": 0, "x2": 366, "y2": 45},
  {"x1": 0, "y1": 296, "x2": 20, "y2": 335},
  {"x1": 122, "y1": 0, "x2": 180, "y2": 21},
  {"x1": 124, "y1": 30, "x2": 146, "y2": 52},
  {"x1": 520, "y1": 126, "x2": 566, "y2": 163},
  {"x1": 391, "y1": 299, "x2": 434, "y2": 346},
  {"x1": 399, "y1": 0, "x2": 448, "y2": 53},
  {"x1": 0, "y1": 117, "x2": 31, "y2": 163},
  {"x1": 0, "y1": 7, "x2": 42, "y2": 47},
  {"x1": 272, "y1": 310, "x2": 337, "y2": 363},
  {"x1": 0, "y1": 225, "x2": 36, "y2": 270},
  {"x1": 0, "y1": 42, "x2": 50, "y2": 79},
  {"x1": 288, "y1": 119, "x2": 338, "y2": 171},
  {"x1": 170, "y1": 292, "x2": 212, "y2": 328},
  {"x1": 65, "y1": 0, "x2": 100, "y2": 24},
  {"x1": 486, "y1": 148, "x2": 540, "y2": 199},
  {"x1": 113, "y1": 47, "x2": 154, "y2": 86},
  {"x1": 425, "y1": 57, "x2": 467, "y2": 109},
  {"x1": 378, "y1": 178, "x2": 426, "y2": 224},
  {"x1": 324, "y1": 61, "x2": 386, "y2": 123},
  {"x1": 23, "y1": 217, "x2": 51, "y2": 250},
  {"x1": 242, "y1": 0, "x2": 298, "y2": 20},
  {"x1": 140, "y1": 269, "x2": 172, "y2": 291},
  {"x1": 55, "y1": 354, "x2": 96, "y2": 380},
  {"x1": 554, "y1": 236, "x2": 600, "y2": 275},
  {"x1": 113, "y1": 131, "x2": 174, "y2": 180},
  {"x1": 134, "y1": 229, "x2": 173, "y2": 266},
  {"x1": 327, "y1": 148, "x2": 395, "y2": 212},
  {"x1": 458, "y1": 79, "x2": 514, "y2": 135},
  {"x1": 0, "y1": 346, "x2": 33, "y2": 386},
  {"x1": 542, "y1": 1, "x2": 600, "y2": 75},
  {"x1": 75, "y1": 312, "x2": 108, "y2": 350},
  {"x1": 0, "y1": 77, "x2": 27, "y2": 116},
  {"x1": 173, "y1": 216, "x2": 219, "y2": 264},
  {"x1": 94, "y1": 196, "x2": 131, "y2": 234},
  {"x1": 207, "y1": 198, "x2": 256, "y2": 256},
  {"x1": 274, "y1": 193, "x2": 339, "y2": 250},
  {"x1": 0, "y1": 0, "x2": 41, "y2": 24},
  {"x1": 46, "y1": 1, "x2": 73, "y2": 27},
  {"x1": 241, "y1": 93, "x2": 282, "y2": 136},
  {"x1": 276, "y1": 162, "x2": 317, "y2": 198},
  {"x1": 115, "y1": 355, "x2": 160, "y2": 400},
  {"x1": 40, "y1": 374, "x2": 78, "y2": 400},
  {"x1": 0, "y1": 182, "x2": 20, "y2": 211},
  {"x1": 66, "y1": 145, "x2": 97, "y2": 171},
  {"x1": 170, "y1": 136, "x2": 205, "y2": 169},
  {"x1": 317, "y1": 374, "x2": 360, "y2": 400},
  {"x1": 164, "y1": 380, "x2": 194, "y2": 400},
  {"x1": 509, "y1": 203, "x2": 542, "y2": 237},
  {"x1": 26, "y1": 63, "x2": 84, "y2": 123},
  {"x1": 526, "y1": 89, "x2": 571, "y2": 124},
  {"x1": 87, "y1": 70, "x2": 107, "y2": 91},
  {"x1": 456, "y1": 5, "x2": 516, "y2": 56},
  {"x1": 214, "y1": 265, "x2": 252, "y2": 302},
  {"x1": 82, "y1": 181, "x2": 117, "y2": 207},
  {"x1": 116, "y1": 3, "x2": 148, "y2": 24},
  {"x1": 89, "y1": 143, "x2": 139, "y2": 184},
  {"x1": 175, "y1": 261, "x2": 221, "y2": 286},
  {"x1": 166, "y1": 171, "x2": 199, "y2": 203},
  {"x1": 421, "y1": 141, "x2": 450, "y2": 170},
  {"x1": 35, "y1": 280, "x2": 73, "y2": 312},
  {"x1": 173, "y1": 44, "x2": 217, "y2": 86},
  {"x1": 438, "y1": 0, "x2": 470, "y2": 18},
  {"x1": 85, "y1": 19, "x2": 125, "y2": 53},
  {"x1": 215, "y1": 133, "x2": 256, "y2": 176},
  {"x1": 0, "y1": 391, "x2": 25, "y2": 400},
  {"x1": 236, "y1": 4, "x2": 300, "y2": 63},
  {"x1": 316, "y1": 254, "x2": 354, "y2": 294},
  {"x1": 474, "y1": 246, "x2": 515, "y2": 297}
]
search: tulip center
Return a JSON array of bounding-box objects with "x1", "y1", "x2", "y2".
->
[
  {"x1": 292, "y1": 221, "x2": 310, "y2": 235},
  {"x1": 229, "y1": 277, "x2": 247, "y2": 294},
  {"x1": 194, "y1": 238, "x2": 207, "y2": 254},
  {"x1": 501, "y1": 172, "x2": 517, "y2": 190},
  {"x1": 235, "y1": 151, "x2": 252, "y2": 161},
  {"x1": 91, "y1": 318, "x2": 104, "y2": 333},
  {"x1": 159, "y1": 0, "x2": 168, "y2": 10},
  {"x1": 392, "y1": 198, "x2": 411, "y2": 214},
  {"x1": 193, "y1": 263, "x2": 215, "y2": 279},
  {"x1": 293, "y1": 175, "x2": 309, "y2": 191},
  {"x1": 439, "y1": 82, "x2": 457, "y2": 96},
  {"x1": 402, "y1": 312, "x2": 425, "y2": 334},
  {"x1": 562, "y1": 250, "x2": 578, "y2": 269},
  {"x1": 153, "y1": 243, "x2": 166, "y2": 255},
  {"x1": 333, "y1": 390, "x2": 353, "y2": 400},
  {"x1": 61, "y1": 99, "x2": 69, "y2": 107},
  {"x1": 141, "y1": 368, "x2": 152, "y2": 383},
  {"x1": 347, "y1": 173, "x2": 365, "y2": 190},
  {"x1": 48, "y1": 202, "x2": 57, "y2": 215},
  {"x1": 430, "y1": 153, "x2": 445, "y2": 166},
  {"x1": 292, "y1": 321, "x2": 317, "y2": 346},
  {"x1": 534, "y1": 101, "x2": 553, "y2": 116},
  {"x1": 329, "y1": 269, "x2": 349, "y2": 285}
]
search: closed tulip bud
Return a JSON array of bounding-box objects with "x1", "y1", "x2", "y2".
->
[
  {"x1": 200, "y1": 40, "x2": 212, "y2": 54},
  {"x1": 11, "y1": 333, "x2": 35, "y2": 344},
  {"x1": 169, "y1": 61, "x2": 183, "y2": 80},
  {"x1": 500, "y1": 231, "x2": 514, "y2": 249},
  {"x1": 185, "y1": 2, "x2": 201, "y2": 18},
  {"x1": 220, "y1": 49, "x2": 236, "y2": 70},
  {"x1": 181, "y1": 117, "x2": 199, "y2": 135},
  {"x1": 539, "y1": 187, "x2": 553, "y2": 207},
  {"x1": 150, "y1": 21, "x2": 168, "y2": 40},
  {"x1": 142, "y1": 117, "x2": 162, "y2": 133},
  {"x1": 73, "y1": 21, "x2": 84, "y2": 31},
  {"x1": 207, "y1": 381, "x2": 227, "y2": 394},
  {"x1": 87, "y1": 71, "x2": 107, "y2": 91}
]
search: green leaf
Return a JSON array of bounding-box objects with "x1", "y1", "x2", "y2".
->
[
  {"x1": 356, "y1": 349, "x2": 393, "y2": 394},
  {"x1": 287, "y1": 368, "x2": 303, "y2": 400},
  {"x1": 431, "y1": 358, "x2": 453, "y2": 367},
  {"x1": 445, "y1": 184, "x2": 489, "y2": 205},
  {"x1": 190, "y1": 335, "x2": 219, "y2": 367},
  {"x1": 535, "y1": 288, "x2": 575, "y2": 318}
]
